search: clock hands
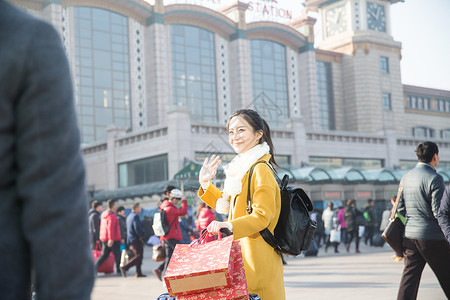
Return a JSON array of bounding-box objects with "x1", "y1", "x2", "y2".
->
[
  {"x1": 328, "y1": 10, "x2": 342, "y2": 24},
  {"x1": 375, "y1": 6, "x2": 381, "y2": 20},
  {"x1": 369, "y1": 6, "x2": 381, "y2": 20}
]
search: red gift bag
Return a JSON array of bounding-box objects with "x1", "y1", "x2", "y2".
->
[
  {"x1": 164, "y1": 234, "x2": 236, "y2": 297},
  {"x1": 178, "y1": 240, "x2": 249, "y2": 300},
  {"x1": 92, "y1": 243, "x2": 114, "y2": 274}
]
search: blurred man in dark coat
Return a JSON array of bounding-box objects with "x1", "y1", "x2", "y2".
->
[{"x1": 0, "y1": 1, "x2": 94, "y2": 298}]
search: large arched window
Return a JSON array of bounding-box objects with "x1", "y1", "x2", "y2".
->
[
  {"x1": 250, "y1": 39, "x2": 289, "y2": 127},
  {"x1": 74, "y1": 7, "x2": 131, "y2": 144},
  {"x1": 170, "y1": 25, "x2": 217, "y2": 123}
]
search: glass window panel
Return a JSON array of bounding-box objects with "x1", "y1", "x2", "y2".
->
[
  {"x1": 95, "y1": 107, "x2": 113, "y2": 125},
  {"x1": 250, "y1": 40, "x2": 289, "y2": 128},
  {"x1": 118, "y1": 154, "x2": 168, "y2": 187},
  {"x1": 111, "y1": 25, "x2": 123, "y2": 34},
  {"x1": 80, "y1": 76, "x2": 92, "y2": 86},
  {"x1": 93, "y1": 31, "x2": 111, "y2": 50},
  {"x1": 170, "y1": 24, "x2": 217, "y2": 123},
  {"x1": 185, "y1": 27, "x2": 199, "y2": 46},
  {"x1": 80, "y1": 29, "x2": 91, "y2": 38},
  {"x1": 81, "y1": 115, "x2": 93, "y2": 124},
  {"x1": 81, "y1": 86, "x2": 93, "y2": 96},
  {"x1": 380, "y1": 56, "x2": 389, "y2": 74},
  {"x1": 80, "y1": 57, "x2": 91, "y2": 66},
  {"x1": 186, "y1": 47, "x2": 200, "y2": 64},
  {"x1": 82, "y1": 106, "x2": 94, "y2": 115},
  {"x1": 94, "y1": 69, "x2": 112, "y2": 88},
  {"x1": 92, "y1": 9, "x2": 109, "y2": 29},
  {"x1": 442, "y1": 130, "x2": 450, "y2": 139},
  {"x1": 81, "y1": 68, "x2": 92, "y2": 76},
  {"x1": 382, "y1": 93, "x2": 392, "y2": 110},
  {"x1": 93, "y1": 50, "x2": 111, "y2": 69},
  {"x1": 111, "y1": 43, "x2": 123, "y2": 52},
  {"x1": 175, "y1": 52, "x2": 185, "y2": 61},
  {"x1": 113, "y1": 80, "x2": 125, "y2": 90},
  {"x1": 80, "y1": 96, "x2": 93, "y2": 105},
  {"x1": 79, "y1": 38, "x2": 92, "y2": 48},
  {"x1": 80, "y1": 48, "x2": 91, "y2": 57},
  {"x1": 315, "y1": 61, "x2": 336, "y2": 130},
  {"x1": 83, "y1": 126, "x2": 94, "y2": 135},
  {"x1": 415, "y1": 127, "x2": 426, "y2": 138}
]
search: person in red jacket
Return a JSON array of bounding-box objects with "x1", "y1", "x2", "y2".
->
[
  {"x1": 196, "y1": 203, "x2": 216, "y2": 243},
  {"x1": 95, "y1": 199, "x2": 122, "y2": 274},
  {"x1": 152, "y1": 189, "x2": 187, "y2": 281}
]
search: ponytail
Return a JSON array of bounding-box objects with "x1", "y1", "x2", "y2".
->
[{"x1": 261, "y1": 119, "x2": 278, "y2": 168}]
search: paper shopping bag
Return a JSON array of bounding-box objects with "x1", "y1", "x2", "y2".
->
[
  {"x1": 178, "y1": 240, "x2": 249, "y2": 300},
  {"x1": 164, "y1": 235, "x2": 235, "y2": 296}
]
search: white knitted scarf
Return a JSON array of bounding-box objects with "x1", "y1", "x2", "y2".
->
[{"x1": 215, "y1": 142, "x2": 270, "y2": 214}]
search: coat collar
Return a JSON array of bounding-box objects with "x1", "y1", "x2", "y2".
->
[{"x1": 416, "y1": 162, "x2": 436, "y2": 172}]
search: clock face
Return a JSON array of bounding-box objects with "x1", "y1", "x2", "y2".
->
[
  {"x1": 367, "y1": 2, "x2": 386, "y2": 32},
  {"x1": 326, "y1": 5, "x2": 347, "y2": 37}
]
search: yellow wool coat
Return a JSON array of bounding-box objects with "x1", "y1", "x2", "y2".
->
[{"x1": 198, "y1": 154, "x2": 285, "y2": 300}]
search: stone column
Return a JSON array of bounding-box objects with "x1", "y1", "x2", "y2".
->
[
  {"x1": 285, "y1": 118, "x2": 309, "y2": 167},
  {"x1": 43, "y1": 2, "x2": 63, "y2": 34},
  {"x1": 145, "y1": 0, "x2": 169, "y2": 126},
  {"x1": 298, "y1": 50, "x2": 319, "y2": 129},
  {"x1": 220, "y1": 1, "x2": 252, "y2": 111},
  {"x1": 384, "y1": 127, "x2": 399, "y2": 168},
  {"x1": 106, "y1": 126, "x2": 127, "y2": 189},
  {"x1": 166, "y1": 107, "x2": 193, "y2": 178},
  {"x1": 289, "y1": 11, "x2": 319, "y2": 129}
]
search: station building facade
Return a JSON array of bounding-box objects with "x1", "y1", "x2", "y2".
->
[{"x1": 11, "y1": 0, "x2": 450, "y2": 208}]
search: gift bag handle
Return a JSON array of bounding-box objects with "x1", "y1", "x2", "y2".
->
[{"x1": 193, "y1": 228, "x2": 232, "y2": 246}]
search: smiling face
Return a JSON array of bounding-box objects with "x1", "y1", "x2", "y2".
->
[{"x1": 228, "y1": 116, "x2": 263, "y2": 154}]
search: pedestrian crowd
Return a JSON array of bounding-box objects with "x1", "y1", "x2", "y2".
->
[
  {"x1": 89, "y1": 199, "x2": 147, "y2": 278},
  {"x1": 311, "y1": 197, "x2": 381, "y2": 255}
]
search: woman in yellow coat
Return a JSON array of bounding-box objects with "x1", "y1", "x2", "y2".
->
[{"x1": 198, "y1": 109, "x2": 285, "y2": 300}]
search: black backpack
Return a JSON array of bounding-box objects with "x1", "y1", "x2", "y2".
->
[{"x1": 247, "y1": 161, "x2": 317, "y2": 256}]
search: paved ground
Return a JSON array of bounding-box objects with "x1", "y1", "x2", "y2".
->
[{"x1": 92, "y1": 242, "x2": 446, "y2": 300}]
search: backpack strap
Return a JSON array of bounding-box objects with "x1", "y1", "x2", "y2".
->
[
  {"x1": 246, "y1": 161, "x2": 283, "y2": 253},
  {"x1": 246, "y1": 161, "x2": 278, "y2": 213}
]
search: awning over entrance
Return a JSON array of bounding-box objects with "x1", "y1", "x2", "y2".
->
[
  {"x1": 173, "y1": 162, "x2": 202, "y2": 180},
  {"x1": 91, "y1": 180, "x2": 178, "y2": 202},
  {"x1": 90, "y1": 164, "x2": 449, "y2": 202},
  {"x1": 279, "y1": 166, "x2": 448, "y2": 184}
]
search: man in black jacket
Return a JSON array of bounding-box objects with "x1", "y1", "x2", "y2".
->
[
  {"x1": 344, "y1": 199, "x2": 362, "y2": 253},
  {"x1": 397, "y1": 142, "x2": 450, "y2": 299},
  {"x1": 117, "y1": 206, "x2": 127, "y2": 247},
  {"x1": 89, "y1": 201, "x2": 103, "y2": 250},
  {"x1": 120, "y1": 203, "x2": 146, "y2": 277},
  {"x1": 363, "y1": 199, "x2": 377, "y2": 246}
]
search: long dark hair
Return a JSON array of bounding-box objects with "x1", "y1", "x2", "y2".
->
[{"x1": 226, "y1": 109, "x2": 278, "y2": 167}]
